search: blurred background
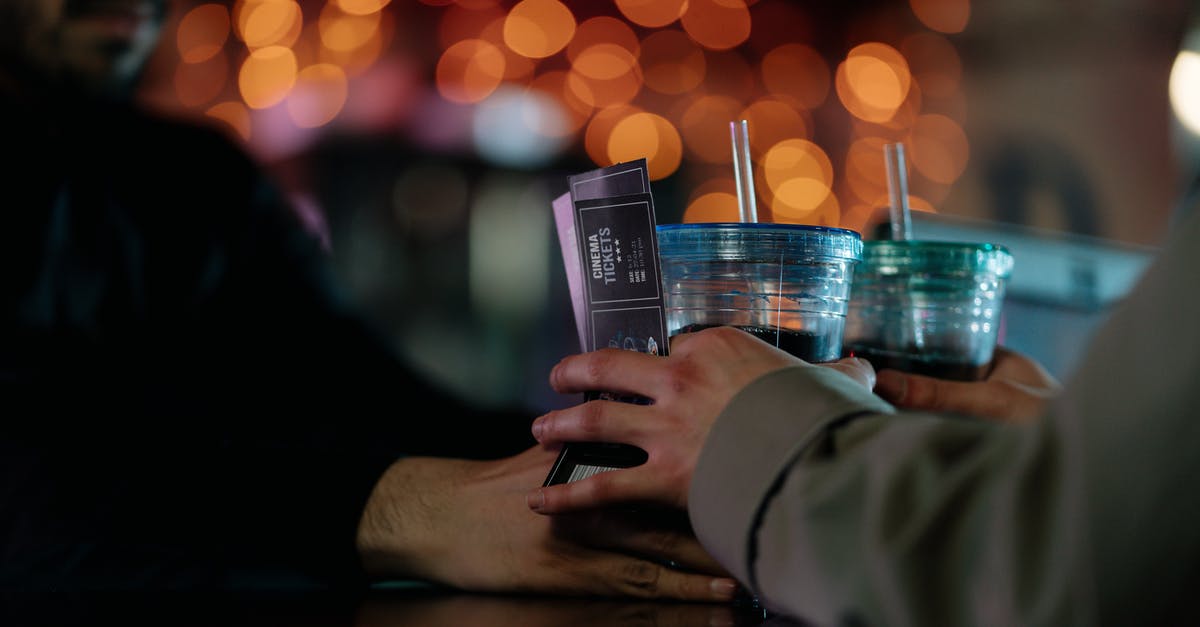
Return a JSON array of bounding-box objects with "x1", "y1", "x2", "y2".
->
[{"x1": 134, "y1": 0, "x2": 1198, "y2": 412}]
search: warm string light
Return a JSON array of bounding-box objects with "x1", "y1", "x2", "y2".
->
[{"x1": 166, "y1": 0, "x2": 973, "y2": 230}]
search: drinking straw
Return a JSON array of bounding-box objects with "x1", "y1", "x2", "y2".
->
[
  {"x1": 730, "y1": 119, "x2": 758, "y2": 223},
  {"x1": 884, "y1": 142, "x2": 912, "y2": 240}
]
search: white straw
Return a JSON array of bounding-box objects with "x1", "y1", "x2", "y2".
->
[
  {"x1": 730, "y1": 119, "x2": 758, "y2": 223},
  {"x1": 884, "y1": 142, "x2": 912, "y2": 240}
]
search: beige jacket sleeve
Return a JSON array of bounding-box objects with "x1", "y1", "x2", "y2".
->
[{"x1": 689, "y1": 209, "x2": 1200, "y2": 626}]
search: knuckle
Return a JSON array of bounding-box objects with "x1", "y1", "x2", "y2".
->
[
  {"x1": 579, "y1": 401, "x2": 606, "y2": 436},
  {"x1": 620, "y1": 560, "x2": 661, "y2": 596}
]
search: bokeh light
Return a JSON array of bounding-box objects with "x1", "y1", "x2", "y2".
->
[
  {"x1": 608, "y1": 112, "x2": 683, "y2": 180},
  {"x1": 615, "y1": 0, "x2": 686, "y2": 28},
  {"x1": 907, "y1": 113, "x2": 969, "y2": 184},
  {"x1": 584, "y1": 104, "x2": 642, "y2": 166},
  {"x1": 901, "y1": 31, "x2": 962, "y2": 100},
  {"x1": 680, "y1": 95, "x2": 743, "y2": 163},
  {"x1": 239, "y1": 45, "x2": 298, "y2": 109},
  {"x1": 206, "y1": 101, "x2": 252, "y2": 141},
  {"x1": 909, "y1": 0, "x2": 970, "y2": 34},
  {"x1": 176, "y1": 3, "x2": 230, "y2": 63},
  {"x1": 681, "y1": 0, "x2": 752, "y2": 51},
  {"x1": 640, "y1": 29, "x2": 706, "y2": 95},
  {"x1": 337, "y1": 0, "x2": 391, "y2": 16},
  {"x1": 503, "y1": 0, "x2": 576, "y2": 59},
  {"x1": 760, "y1": 139, "x2": 834, "y2": 220},
  {"x1": 436, "y1": 39, "x2": 506, "y2": 104},
  {"x1": 287, "y1": 63, "x2": 348, "y2": 128},
  {"x1": 740, "y1": 97, "x2": 810, "y2": 154},
  {"x1": 761, "y1": 43, "x2": 829, "y2": 110},
  {"x1": 1170, "y1": 50, "x2": 1200, "y2": 136},
  {"x1": 174, "y1": 49, "x2": 228, "y2": 107},
  {"x1": 836, "y1": 42, "x2": 912, "y2": 124},
  {"x1": 237, "y1": 0, "x2": 302, "y2": 49}
]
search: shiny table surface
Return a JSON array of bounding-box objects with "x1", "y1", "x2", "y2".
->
[{"x1": 4, "y1": 586, "x2": 798, "y2": 626}]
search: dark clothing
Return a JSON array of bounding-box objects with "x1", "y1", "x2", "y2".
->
[{"x1": 0, "y1": 98, "x2": 534, "y2": 590}]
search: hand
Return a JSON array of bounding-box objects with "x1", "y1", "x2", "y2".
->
[
  {"x1": 525, "y1": 325, "x2": 875, "y2": 515},
  {"x1": 873, "y1": 346, "x2": 1061, "y2": 422},
  {"x1": 355, "y1": 445, "x2": 738, "y2": 601}
]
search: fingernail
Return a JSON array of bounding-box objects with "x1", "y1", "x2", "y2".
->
[
  {"x1": 531, "y1": 416, "x2": 544, "y2": 440},
  {"x1": 526, "y1": 489, "x2": 545, "y2": 511},
  {"x1": 710, "y1": 578, "x2": 738, "y2": 600}
]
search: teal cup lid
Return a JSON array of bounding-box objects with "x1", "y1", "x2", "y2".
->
[
  {"x1": 656, "y1": 222, "x2": 863, "y2": 263},
  {"x1": 860, "y1": 240, "x2": 1013, "y2": 278}
]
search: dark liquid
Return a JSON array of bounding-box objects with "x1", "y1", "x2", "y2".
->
[
  {"x1": 674, "y1": 324, "x2": 836, "y2": 363},
  {"x1": 845, "y1": 342, "x2": 989, "y2": 381}
]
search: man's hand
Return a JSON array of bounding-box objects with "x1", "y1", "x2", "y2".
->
[
  {"x1": 524, "y1": 325, "x2": 874, "y2": 515},
  {"x1": 355, "y1": 445, "x2": 738, "y2": 601},
  {"x1": 873, "y1": 346, "x2": 1061, "y2": 422}
]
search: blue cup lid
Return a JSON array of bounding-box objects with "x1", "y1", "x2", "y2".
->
[{"x1": 656, "y1": 222, "x2": 863, "y2": 263}]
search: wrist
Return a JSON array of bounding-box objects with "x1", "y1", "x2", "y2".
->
[{"x1": 356, "y1": 457, "x2": 465, "y2": 581}]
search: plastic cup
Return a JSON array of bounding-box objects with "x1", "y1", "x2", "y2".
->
[
  {"x1": 843, "y1": 240, "x2": 1015, "y2": 381},
  {"x1": 656, "y1": 223, "x2": 864, "y2": 363}
]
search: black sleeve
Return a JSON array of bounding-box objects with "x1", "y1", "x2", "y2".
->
[{"x1": 0, "y1": 113, "x2": 535, "y2": 590}]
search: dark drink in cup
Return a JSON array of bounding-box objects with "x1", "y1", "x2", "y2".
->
[{"x1": 657, "y1": 223, "x2": 863, "y2": 365}]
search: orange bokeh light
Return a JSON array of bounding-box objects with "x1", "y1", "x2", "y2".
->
[
  {"x1": 319, "y1": 3, "x2": 380, "y2": 52},
  {"x1": 238, "y1": 45, "x2": 297, "y2": 109},
  {"x1": 584, "y1": 104, "x2": 642, "y2": 167},
  {"x1": 739, "y1": 97, "x2": 809, "y2": 155},
  {"x1": 760, "y1": 139, "x2": 834, "y2": 219},
  {"x1": 174, "y1": 49, "x2": 228, "y2": 106},
  {"x1": 503, "y1": 0, "x2": 576, "y2": 59},
  {"x1": 435, "y1": 39, "x2": 506, "y2": 104},
  {"x1": 614, "y1": 0, "x2": 686, "y2": 28},
  {"x1": 337, "y1": 0, "x2": 391, "y2": 16},
  {"x1": 680, "y1": 95, "x2": 743, "y2": 163},
  {"x1": 481, "y1": 16, "x2": 535, "y2": 83},
  {"x1": 684, "y1": 191, "x2": 740, "y2": 223},
  {"x1": 835, "y1": 42, "x2": 911, "y2": 124},
  {"x1": 177, "y1": 3, "x2": 230, "y2": 64},
  {"x1": 316, "y1": 8, "x2": 392, "y2": 76},
  {"x1": 907, "y1": 113, "x2": 969, "y2": 184},
  {"x1": 568, "y1": 16, "x2": 639, "y2": 65},
  {"x1": 640, "y1": 29, "x2": 706, "y2": 95},
  {"x1": 844, "y1": 135, "x2": 889, "y2": 205},
  {"x1": 572, "y1": 43, "x2": 638, "y2": 81},
  {"x1": 206, "y1": 101, "x2": 252, "y2": 141},
  {"x1": 608, "y1": 112, "x2": 683, "y2": 181},
  {"x1": 287, "y1": 63, "x2": 348, "y2": 128},
  {"x1": 566, "y1": 60, "x2": 642, "y2": 109},
  {"x1": 237, "y1": 0, "x2": 302, "y2": 49},
  {"x1": 909, "y1": 0, "x2": 970, "y2": 34},
  {"x1": 681, "y1": 0, "x2": 751, "y2": 51},
  {"x1": 761, "y1": 43, "x2": 829, "y2": 110}
]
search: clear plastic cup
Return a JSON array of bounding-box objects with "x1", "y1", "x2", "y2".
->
[
  {"x1": 843, "y1": 240, "x2": 1015, "y2": 381},
  {"x1": 656, "y1": 223, "x2": 864, "y2": 363}
]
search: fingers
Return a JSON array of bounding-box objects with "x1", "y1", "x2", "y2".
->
[
  {"x1": 588, "y1": 553, "x2": 740, "y2": 602},
  {"x1": 528, "y1": 467, "x2": 666, "y2": 514},
  {"x1": 550, "y1": 348, "x2": 662, "y2": 397},
  {"x1": 990, "y1": 346, "x2": 1062, "y2": 390},
  {"x1": 553, "y1": 508, "x2": 731, "y2": 578},
  {"x1": 531, "y1": 401, "x2": 653, "y2": 446},
  {"x1": 874, "y1": 369, "x2": 1047, "y2": 422},
  {"x1": 819, "y1": 357, "x2": 876, "y2": 390}
]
